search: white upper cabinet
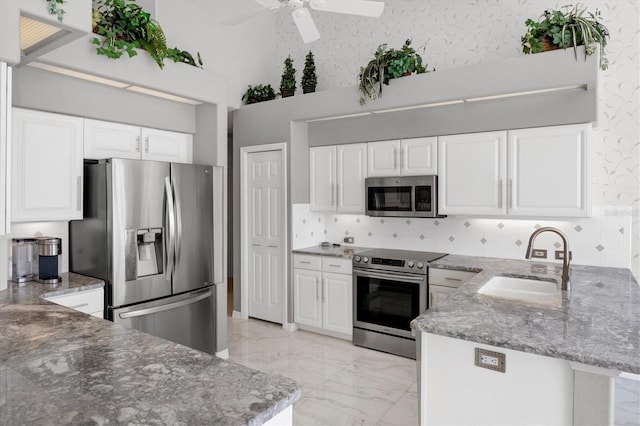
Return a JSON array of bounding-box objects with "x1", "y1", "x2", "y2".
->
[
  {"x1": 367, "y1": 140, "x2": 400, "y2": 177},
  {"x1": 141, "y1": 128, "x2": 193, "y2": 164},
  {"x1": 438, "y1": 124, "x2": 591, "y2": 218},
  {"x1": 438, "y1": 131, "x2": 508, "y2": 216},
  {"x1": 508, "y1": 124, "x2": 590, "y2": 217},
  {"x1": 84, "y1": 119, "x2": 193, "y2": 164},
  {"x1": 309, "y1": 146, "x2": 336, "y2": 211},
  {"x1": 336, "y1": 143, "x2": 367, "y2": 213},
  {"x1": 12, "y1": 108, "x2": 84, "y2": 222},
  {"x1": 310, "y1": 143, "x2": 367, "y2": 213},
  {"x1": 400, "y1": 137, "x2": 438, "y2": 175},
  {"x1": 84, "y1": 119, "x2": 141, "y2": 160},
  {"x1": 368, "y1": 137, "x2": 437, "y2": 177}
]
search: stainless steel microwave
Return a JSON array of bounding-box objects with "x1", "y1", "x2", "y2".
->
[{"x1": 365, "y1": 175, "x2": 444, "y2": 218}]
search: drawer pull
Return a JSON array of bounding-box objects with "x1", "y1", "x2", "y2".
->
[
  {"x1": 445, "y1": 277, "x2": 462, "y2": 282},
  {"x1": 268, "y1": 245, "x2": 277, "y2": 248},
  {"x1": 69, "y1": 303, "x2": 89, "y2": 309},
  {"x1": 328, "y1": 264, "x2": 342, "y2": 267},
  {"x1": 299, "y1": 261, "x2": 311, "y2": 264}
]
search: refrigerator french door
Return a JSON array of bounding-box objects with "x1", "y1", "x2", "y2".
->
[{"x1": 70, "y1": 159, "x2": 217, "y2": 354}]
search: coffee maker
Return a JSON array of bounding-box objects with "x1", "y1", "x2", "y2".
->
[
  {"x1": 11, "y1": 238, "x2": 37, "y2": 283},
  {"x1": 34, "y1": 237, "x2": 62, "y2": 284}
]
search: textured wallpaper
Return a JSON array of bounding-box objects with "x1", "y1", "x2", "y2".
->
[{"x1": 275, "y1": 0, "x2": 640, "y2": 274}]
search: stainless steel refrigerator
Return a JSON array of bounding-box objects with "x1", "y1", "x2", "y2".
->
[{"x1": 70, "y1": 158, "x2": 221, "y2": 355}]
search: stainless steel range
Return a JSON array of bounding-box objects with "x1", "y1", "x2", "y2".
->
[{"x1": 352, "y1": 248, "x2": 447, "y2": 359}]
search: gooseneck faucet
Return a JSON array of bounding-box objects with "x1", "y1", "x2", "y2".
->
[{"x1": 525, "y1": 227, "x2": 571, "y2": 292}]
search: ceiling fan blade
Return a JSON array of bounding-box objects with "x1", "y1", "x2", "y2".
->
[
  {"x1": 220, "y1": 6, "x2": 271, "y2": 26},
  {"x1": 291, "y1": 8, "x2": 320, "y2": 43},
  {"x1": 309, "y1": 0, "x2": 385, "y2": 17},
  {"x1": 256, "y1": 0, "x2": 284, "y2": 7}
]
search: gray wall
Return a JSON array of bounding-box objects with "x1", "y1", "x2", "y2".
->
[
  {"x1": 231, "y1": 48, "x2": 599, "y2": 317},
  {"x1": 13, "y1": 67, "x2": 196, "y2": 132}
]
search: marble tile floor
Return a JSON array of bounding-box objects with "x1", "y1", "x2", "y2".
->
[{"x1": 227, "y1": 318, "x2": 640, "y2": 426}]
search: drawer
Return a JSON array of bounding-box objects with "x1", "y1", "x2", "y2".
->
[
  {"x1": 321, "y1": 257, "x2": 352, "y2": 274},
  {"x1": 293, "y1": 254, "x2": 322, "y2": 270},
  {"x1": 429, "y1": 268, "x2": 477, "y2": 288},
  {"x1": 45, "y1": 288, "x2": 104, "y2": 314}
]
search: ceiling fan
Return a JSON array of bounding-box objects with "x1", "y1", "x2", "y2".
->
[{"x1": 221, "y1": 0, "x2": 385, "y2": 43}]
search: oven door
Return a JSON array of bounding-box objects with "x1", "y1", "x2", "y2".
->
[{"x1": 353, "y1": 268, "x2": 428, "y2": 339}]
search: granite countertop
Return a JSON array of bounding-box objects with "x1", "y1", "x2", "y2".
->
[
  {"x1": 412, "y1": 255, "x2": 640, "y2": 374},
  {"x1": 0, "y1": 273, "x2": 300, "y2": 425},
  {"x1": 292, "y1": 245, "x2": 366, "y2": 258}
]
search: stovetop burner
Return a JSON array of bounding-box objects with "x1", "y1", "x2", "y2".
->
[{"x1": 352, "y1": 248, "x2": 448, "y2": 274}]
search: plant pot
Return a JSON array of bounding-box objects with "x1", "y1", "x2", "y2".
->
[
  {"x1": 541, "y1": 37, "x2": 561, "y2": 52},
  {"x1": 302, "y1": 85, "x2": 316, "y2": 94},
  {"x1": 402, "y1": 71, "x2": 412, "y2": 77},
  {"x1": 281, "y1": 88, "x2": 295, "y2": 98}
]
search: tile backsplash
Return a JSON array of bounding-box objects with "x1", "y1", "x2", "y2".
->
[{"x1": 293, "y1": 204, "x2": 632, "y2": 269}]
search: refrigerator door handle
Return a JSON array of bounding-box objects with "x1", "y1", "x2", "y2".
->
[
  {"x1": 118, "y1": 288, "x2": 212, "y2": 319},
  {"x1": 164, "y1": 176, "x2": 176, "y2": 279},
  {"x1": 173, "y1": 177, "x2": 183, "y2": 268}
]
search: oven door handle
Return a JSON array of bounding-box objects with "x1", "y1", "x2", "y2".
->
[{"x1": 354, "y1": 270, "x2": 426, "y2": 283}]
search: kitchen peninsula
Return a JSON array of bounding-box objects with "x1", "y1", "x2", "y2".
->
[
  {"x1": 412, "y1": 255, "x2": 640, "y2": 425},
  {"x1": 0, "y1": 273, "x2": 300, "y2": 425}
]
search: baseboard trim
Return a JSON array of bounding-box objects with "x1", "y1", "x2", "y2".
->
[
  {"x1": 283, "y1": 322, "x2": 298, "y2": 332},
  {"x1": 215, "y1": 349, "x2": 229, "y2": 359},
  {"x1": 232, "y1": 310, "x2": 246, "y2": 319}
]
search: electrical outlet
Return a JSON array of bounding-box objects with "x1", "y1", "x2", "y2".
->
[
  {"x1": 343, "y1": 236, "x2": 354, "y2": 244},
  {"x1": 555, "y1": 250, "x2": 573, "y2": 260},
  {"x1": 531, "y1": 249, "x2": 547, "y2": 259},
  {"x1": 475, "y1": 348, "x2": 506, "y2": 373}
]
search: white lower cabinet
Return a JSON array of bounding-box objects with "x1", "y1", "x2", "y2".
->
[
  {"x1": 44, "y1": 287, "x2": 104, "y2": 318},
  {"x1": 12, "y1": 108, "x2": 84, "y2": 222},
  {"x1": 84, "y1": 118, "x2": 193, "y2": 164},
  {"x1": 293, "y1": 254, "x2": 352, "y2": 339},
  {"x1": 429, "y1": 268, "x2": 477, "y2": 308}
]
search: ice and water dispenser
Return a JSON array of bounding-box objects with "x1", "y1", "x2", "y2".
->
[{"x1": 125, "y1": 228, "x2": 163, "y2": 281}]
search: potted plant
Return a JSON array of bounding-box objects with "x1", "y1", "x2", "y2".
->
[
  {"x1": 92, "y1": 0, "x2": 202, "y2": 69},
  {"x1": 521, "y1": 4, "x2": 609, "y2": 70},
  {"x1": 242, "y1": 84, "x2": 277, "y2": 104},
  {"x1": 279, "y1": 56, "x2": 297, "y2": 98},
  {"x1": 301, "y1": 51, "x2": 318, "y2": 94},
  {"x1": 358, "y1": 39, "x2": 433, "y2": 105}
]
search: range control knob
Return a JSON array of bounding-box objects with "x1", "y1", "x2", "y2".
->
[
  {"x1": 363, "y1": 257, "x2": 369, "y2": 263},
  {"x1": 407, "y1": 261, "x2": 415, "y2": 268},
  {"x1": 417, "y1": 262, "x2": 425, "y2": 269},
  {"x1": 354, "y1": 255, "x2": 361, "y2": 263}
]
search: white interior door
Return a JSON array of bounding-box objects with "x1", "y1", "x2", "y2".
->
[{"x1": 247, "y1": 150, "x2": 284, "y2": 323}]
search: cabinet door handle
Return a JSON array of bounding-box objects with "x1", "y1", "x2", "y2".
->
[
  {"x1": 508, "y1": 179, "x2": 513, "y2": 209},
  {"x1": 69, "y1": 303, "x2": 89, "y2": 310},
  {"x1": 335, "y1": 183, "x2": 339, "y2": 208},
  {"x1": 331, "y1": 183, "x2": 335, "y2": 207},
  {"x1": 315, "y1": 277, "x2": 320, "y2": 301},
  {"x1": 145, "y1": 136, "x2": 149, "y2": 153},
  {"x1": 400, "y1": 147, "x2": 404, "y2": 170},
  {"x1": 76, "y1": 176, "x2": 82, "y2": 211},
  {"x1": 430, "y1": 292, "x2": 433, "y2": 307},
  {"x1": 322, "y1": 279, "x2": 326, "y2": 303},
  {"x1": 394, "y1": 147, "x2": 398, "y2": 170},
  {"x1": 498, "y1": 179, "x2": 503, "y2": 208},
  {"x1": 136, "y1": 135, "x2": 140, "y2": 152}
]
